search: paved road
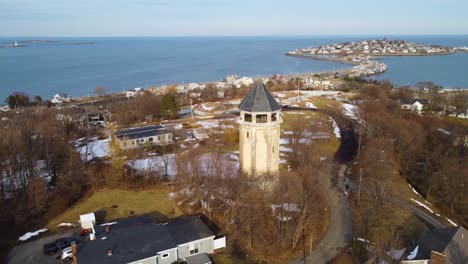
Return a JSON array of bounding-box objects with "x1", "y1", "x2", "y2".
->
[
  {"x1": 8, "y1": 232, "x2": 76, "y2": 264},
  {"x1": 288, "y1": 165, "x2": 353, "y2": 264}
]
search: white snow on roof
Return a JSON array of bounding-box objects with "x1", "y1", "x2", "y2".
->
[
  {"x1": 406, "y1": 245, "x2": 419, "y2": 260},
  {"x1": 446, "y1": 218, "x2": 458, "y2": 226},
  {"x1": 18, "y1": 228, "x2": 48, "y2": 241}
]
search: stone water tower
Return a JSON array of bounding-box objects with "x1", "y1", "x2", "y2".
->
[{"x1": 238, "y1": 82, "x2": 282, "y2": 176}]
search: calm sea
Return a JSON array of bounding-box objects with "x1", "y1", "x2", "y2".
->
[{"x1": 0, "y1": 35, "x2": 467, "y2": 100}]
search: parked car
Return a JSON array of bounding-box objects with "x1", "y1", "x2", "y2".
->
[
  {"x1": 61, "y1": 246, "x2": 73, "y2": 260},
  {"x1": 43, "y1": 238, "x2": 77, "y2": 255}
]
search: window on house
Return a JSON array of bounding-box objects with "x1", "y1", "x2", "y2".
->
[
  {"x1": 189, "y1": 248, "x2": 199, "y2": 255},
  {"x1": 149, "y1": 137, "x2": 153, "y2": 142},
  {"x1": 162, "y1": 253, "x2": 169, "y2": 259},
  {"x1": 256, "y1": 114, "x2": 267, "y2": 123},
  {"x1": 244, "y1": 113, "x2": 252, "y2": 122},
  {"x1": 158, "y1": 136, "x2": 161, "y2": 140},
  {"x1": 132, "y1": 141, "x2": 135, "y2": 145},
  {"x1": 272, "y1": 113, "x2": 277, "y2": 122}
]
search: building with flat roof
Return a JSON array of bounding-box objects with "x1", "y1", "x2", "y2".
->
[{"x1": 114, "y1": 125, "x2": 173, "y2": 149}]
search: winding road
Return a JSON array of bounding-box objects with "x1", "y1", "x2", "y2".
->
[{"x1": 284, "y1": 106, "x2": 447, "y2": 264}]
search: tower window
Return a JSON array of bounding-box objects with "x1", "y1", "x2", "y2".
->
[
  {"x1": 245, "y1": 113, "x2": 252, "y2": 122},
  {"x1": 272, "y1": 113, "x2": 277, "y2": 122},
  {"x1": 246, "y1": 132, "x2": 249, "y2": 138},
  {"x1": 272, "y1": 146, "x2": 275, "y2": 153},
  {"x1": 256, "y1": 114, "x2": 267, "y2": 123}
]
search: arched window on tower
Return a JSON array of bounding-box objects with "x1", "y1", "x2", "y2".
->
[
  {"x1": 246, "y1": 132, "x2": 249, "y2": 138},
  {"x1": 272, "y1": 113, "x2": 277, "y2": 122},
  {"x1": 245, "y1": 113, "x2": 252, "y2": 122}
]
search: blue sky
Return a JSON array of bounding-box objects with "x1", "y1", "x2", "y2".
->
[{"x1": 1, "y1": 0, "x2": 467, "y2": 36}]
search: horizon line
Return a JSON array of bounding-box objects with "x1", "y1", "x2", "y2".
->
[{"x1": 2, "y1": 33, "x2": 468, "y2": 38}]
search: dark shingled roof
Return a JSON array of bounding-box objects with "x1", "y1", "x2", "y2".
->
[
  {"x1": 410, "y1": 226, "x2": 468, "y2": 263},
  {"x1": 76, "y1": 215, "x2": 215, "y2": 264},
  {"x1": 77, "y1": 215, "x2": 176, "y2": 264},
  {"x1": 115, "y1": 125, "x2": 170, "y2": 140},
  {"x1": 238, "y1": 82, "x2": 281, "y2": 112},
  {"x1": 399, "y1": 98, "x2": 429, "y2": 105},
  {"x1": 164, "y1": 216, "x2": 215, "y2": 245}
]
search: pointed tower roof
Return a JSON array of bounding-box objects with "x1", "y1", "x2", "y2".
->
[{"x1": 238, "y1": 82, "x2": 281, "y2": 112}]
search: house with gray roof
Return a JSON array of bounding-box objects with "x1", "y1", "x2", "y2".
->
[
  {"x1": 76, "y1": 215, "x2": 225, "y2": 264},
  {"x1": 114, "y1": 125, "x2": 173, "y2": 149},
  {"x1": 402, "y1": 226, "x2": 468, "y2": 264}
]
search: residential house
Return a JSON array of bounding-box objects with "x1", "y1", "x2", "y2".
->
[
  {"x1": 400, "y1": 99, "x2": 429, "y2": 114},
  {"x1": 115, "y1": 125, "x2": 173, "y2": 149},
  {"x1": 193, "y1": 128, "x2": 209, "y2": 140},
  {"x1": 401, "y1": 226, "x2": 468, "y2": 264},
  {"x1": 126, "y1": 88, "x2": 143, "y2": 98},
  {"x1": 76, "y1": 215, "x2": 226, "y2": 264},
  {"x1": 51, "y1": 93, "x2": 72, "y2": 105}
]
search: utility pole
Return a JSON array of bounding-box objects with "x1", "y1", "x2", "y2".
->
[
  {"x1": 309, "y1": 234, "x2": 313, "y2": 264},
  {"x1": 297, "y1": 78, "x2": 301, "y2": 103},
  {"x1": 190, "y1": 98, "x2": 194, "y2": 121},
  {"x1": 358, "y1": 167, "x2": 362, "y2": 203}
]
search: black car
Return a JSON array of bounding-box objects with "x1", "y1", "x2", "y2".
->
[{"x1": 43, "y1": 238, "x2": 77, "y2": 255}]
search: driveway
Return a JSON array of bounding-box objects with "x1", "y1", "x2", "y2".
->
[{"x1": 8, "y1": 231, "x2": 76, "y2": 264}]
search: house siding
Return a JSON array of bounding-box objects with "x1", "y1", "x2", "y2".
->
[
  {"x1": 177, "y1": 237, "x2": 214, "y2": 261},
  {"x1": 117, "y1": 133, "x2": 173, "y2": 149},
  {"x1": 127, "y1": 256, "x2": 157, "y2": 264},
  {"x1": 156, "y1": 248, "x2": 178, "y2": 264}
]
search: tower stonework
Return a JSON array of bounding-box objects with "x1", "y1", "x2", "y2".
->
[{"x1": 238, "y1": 82, "x2": 282, "y2": 176}]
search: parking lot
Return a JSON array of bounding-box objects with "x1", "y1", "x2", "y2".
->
[{"x1": 8, "y1": 231, "x2": 77, "y2": 264}]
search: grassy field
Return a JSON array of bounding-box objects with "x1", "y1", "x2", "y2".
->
[{"x1": 47, "y1": 188, "x2": 183, "y2": 230}]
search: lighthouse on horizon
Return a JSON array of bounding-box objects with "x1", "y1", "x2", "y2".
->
[{"x1": 238, "y1": 81, "x2": 282, "y2": 176}]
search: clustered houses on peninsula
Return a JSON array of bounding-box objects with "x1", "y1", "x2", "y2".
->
[
  {"x1": 286, "y1": 39, "x2": 468, "y2": 77},
  {"x1": 288, "y1": 39, "x2": 456, "y2": 57}
]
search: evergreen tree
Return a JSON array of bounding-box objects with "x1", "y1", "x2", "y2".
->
[{"x1": 160, "y1": 93, "x2": 179, "y2": 119}]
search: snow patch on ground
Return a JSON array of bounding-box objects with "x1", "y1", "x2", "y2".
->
[
  {"x1": 411, "y1": 199, "x2": 434, "y2": 214},
  {"x1": 280, "y1": 138, "x2": 290, "y2": 145},
  {"x1": 282, "y1": 130, "x2": 294, "y2": 135},
  {"x1": 100, "y1": 222, "x2": 118, "y2": 226},
  {"x1": 446, "y1": 218, "x2": 458, "y2": 226},
  {"x1": 18, "y1": 229, "x2": 48, "y2": 241},
  {"x1": 196, "y1": 120, "x2": 219, "y2": 129},
  {"x1": 129, "y1": 154, "x2": 177, "y2": 176},
  {"x1": 406, "y1": 245, "x2": 419, "y2": 260},
  {"x1": 343, "y1": 103, "x2": 358, "y2": 120},
  {"x1": 332, "y1": 119, "x2": 341, "y2": 138},
  {"x1": 74, "y1": 136, "x2": 110, "y2": 162},
  {"x1": 280, "y1": 146, "x2": 293, "y2": 152},
  {"x1": 271, "y1": 203, "x2": 301, "y2": 212},
  {"x1": 57, "y1": 223, "x2": 75, "y2": 227}
]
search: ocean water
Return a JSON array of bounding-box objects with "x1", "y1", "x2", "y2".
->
[{"x1": 0, "y1": 35, "x2": 467, "y2": 100}]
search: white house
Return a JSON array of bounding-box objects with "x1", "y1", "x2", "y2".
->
[
  {"x1": 400, "y1": 99, "x2": 428, "y2": 115},
  {"x1": 51, "y1": 93, "x2": 72, "y2": 105},
  {"x1": 126, "y1": 88, "x2": 144, "y2": 98}
]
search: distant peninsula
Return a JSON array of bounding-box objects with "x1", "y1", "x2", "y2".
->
[
  {"x1": 288, "y1": 39, "x2": 468, "y2": 58},
  {"x1": 286, "y1": 39, "x2": 468, "y2": 77}
]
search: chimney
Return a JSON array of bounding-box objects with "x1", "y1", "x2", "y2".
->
[
  {"x1": 105, "y1": 225, "x2": 110, "y2": 233},
  {"x1": 71, "y1": 242, "x2": 78, "y2": 264},
  {"x1": 107, "y1": 248, "x2": 113, "y2": 256}
]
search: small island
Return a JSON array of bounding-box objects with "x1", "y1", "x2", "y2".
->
[{"x1": 287, "y1": 39, "x2": 468, "y2": 77}]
